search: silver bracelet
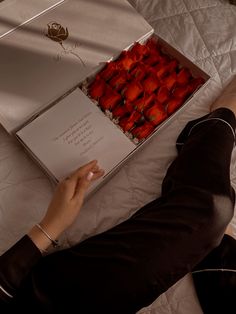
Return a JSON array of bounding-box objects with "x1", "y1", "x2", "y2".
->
[{"x1": 36, "y1": 223, "x2": 59, "y2": 248}]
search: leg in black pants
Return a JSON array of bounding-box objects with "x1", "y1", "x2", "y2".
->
[
  {"x1": 16, "y1": 108, "x2": 236, "y2": 313},
  {"x1": 193, "y1": 234, "x2": 236, "y2": 314}
]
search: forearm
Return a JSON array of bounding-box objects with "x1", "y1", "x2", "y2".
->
[
  {"x1": 0, "y1": 235, "x2": 42, "y2": 303},
  {"x1": 0, "y1": 219, "x2": 62, "y2": 304},
  {"x1": 0, "y1": 161, "x2": 102, "y2": 306}
]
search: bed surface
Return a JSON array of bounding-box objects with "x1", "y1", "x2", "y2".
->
[{"x1": 1, "y1": 0, "x2": 236, "y2": 313}]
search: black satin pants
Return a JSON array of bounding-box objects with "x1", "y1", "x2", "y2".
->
[{"x1": 14, "y1": 108, "x2": 236, "y2": 314}]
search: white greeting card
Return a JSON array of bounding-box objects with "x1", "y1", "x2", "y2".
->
[{"x1": 16, "y1": 88, "x2": 136, "y2": 193}]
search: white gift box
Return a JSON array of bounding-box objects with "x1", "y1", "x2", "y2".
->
[
  {"x1": 0, "y1": 0, "x2": 153, "y2": 133},
  {"x1": 0, "y1": 0, "x2": 210, "y2": 197}
]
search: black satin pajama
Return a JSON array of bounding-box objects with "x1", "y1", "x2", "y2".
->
[{"x1": 1, "y1": 108, "x2": 236, "y2": 314}]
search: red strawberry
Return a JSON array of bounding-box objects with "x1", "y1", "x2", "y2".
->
[
  {"x1": 172, "y1": 85, "x2": 190, "y2": 99},
  {"x1": 119, "y1": 111, "x2": 142, "y2": 132},
  {"x1": 109, "y1": 70, "x2": 130, "y2": 91},
  {"x1": 146, "y1": 38, "x2": 157, "y2": 50},
  {"x1": 123, "y1": 80, "x2": 143, "y2": 101},
  {"x1": 167, "y1": 59, "x2": 179, "y2": 72},
  {"x1": 177, "y1": 68, "x2": 192, "y2": 85},
  {"x1": 99, "y1": 86, "x2": 122, "y2": 111},
  {"x1": 112, "y1": 101, "x2": 133, "y2": 119},
  {"x1": 130, "y1": 42, "x2": 149, "y2": 61},
  {"x1": 153, "y1": 55, "x2": 170, "y2": 73},
  {"x1": 161, "y1": 72, "x2": 177, "y2": 91},
  {"x1": 144, "y1": 53, "x2": 161, "y2": 66},
  {"x1": 166, "y1": 97, "x2": 184, "y2": 115},
  {"x1": 124, "y1": 100, "x2": 134, "y2": 112},
  {"x1": 156, "y1": 59, "x2": 178, "y2": 79},
  {"x1": 156, "y1": 86, "x2": 170, "y2": 104},
  {"x1": 117, "y1": 50, "x2": 137, "y2": 71},
  {"x1": 133, "y1": 94, "x2": 155, "y2": 113},
  {"x1": 131, "y1": 121, "x2": 155, "y2": 140},
  {"x1": 88, "y1": 77, "x2": 106, "y2": 99},
  {"x1": 144, "y1": 101, "x2": 167, "y2": 126},
  {"x1": 100, "y1": 62, "x2": 118, "y2": 81},
  {"x1": 155, "y1": 65, "x2": 169, "y2": 79},
  {"x1": 158, "y1": 54, "x2": 171, "y2": 64},
  {"x1": 130, "y1": 63, "x2": 147, "y2": 81},
  {"x1": 143, "y1": 74, "x2": 160, "y2": 93}
]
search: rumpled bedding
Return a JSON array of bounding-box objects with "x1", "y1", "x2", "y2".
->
[{"x1": 1, "y1": 0, "x2": 236, "y2": 313}]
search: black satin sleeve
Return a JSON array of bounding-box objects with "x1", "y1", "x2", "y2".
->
[{"x1": 0, "y1": 235, "x2": 42, "y2": 305}]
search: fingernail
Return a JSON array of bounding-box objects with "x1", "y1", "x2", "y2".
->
[{"x1": 87, "y1": 171, "x2": 94, "y2": 181}]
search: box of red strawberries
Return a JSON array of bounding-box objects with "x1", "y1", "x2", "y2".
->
[
  {"x1": 15, "y1": 32, "x2": 210, "y2": 197},
  {"x1": 81, "y1": 34, "x2": 210, "y2": 146}
]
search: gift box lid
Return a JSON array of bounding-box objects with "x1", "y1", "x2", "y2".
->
[
  {"x1": 0, "y1": 0, "x2": 153, "y2": 133},
  {"x1": 0, "y1": 0, "x2": 64, "y2": 39}
]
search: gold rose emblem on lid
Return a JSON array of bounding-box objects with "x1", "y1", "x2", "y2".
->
[
  {"x1": 46, "y1": 22, "x2": 69, "y2": 44},
  {"x1": 45, "y1": 21, "x2": 85, "y2": 66}
]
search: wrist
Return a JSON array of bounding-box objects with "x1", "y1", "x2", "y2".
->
[
  {"x1": 28, "y1": 225, "x2": 53, "y2": 253},
  {"x1": 28, "y1": 222, "x2": 61, "y2": 253},
  {"x1": 39, "y1": 219, "x2": 64, "y2": 240},
  {"x1": 36, "y1": 223, "x2": 60, "y2": 248}
]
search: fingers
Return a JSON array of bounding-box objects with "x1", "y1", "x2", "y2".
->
[
  {"x1": 70, "y1": 160, "x2": 98, "y2": 182},
  {"x1": 88, "y1": 165, "x2": 105, "y2": 181},
  {"x1": 58, "y1": 160, "x2": 104, "y2": 201},
  {"x1": 78, "y1": 167, "x2": 105, "y2": 192},
  {"x1": 70, "y1": 160, "x2": 105, "y2": 184},
  {"x1": 73, "y1": 167, "x2": 104, "y2": 201}
]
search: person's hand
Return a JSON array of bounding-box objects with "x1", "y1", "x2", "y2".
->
[{"x1": 28, "y1": 160, "x2": 104, "y2": 252}]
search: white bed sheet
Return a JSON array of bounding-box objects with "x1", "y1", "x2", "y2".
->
[{"x1": 1, "y1": 0, "x2": 236, "y2": 313}]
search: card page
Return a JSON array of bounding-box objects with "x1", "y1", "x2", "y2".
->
[{"x1": 16, "y1": 88, "x2": 136, "y2": 186}]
